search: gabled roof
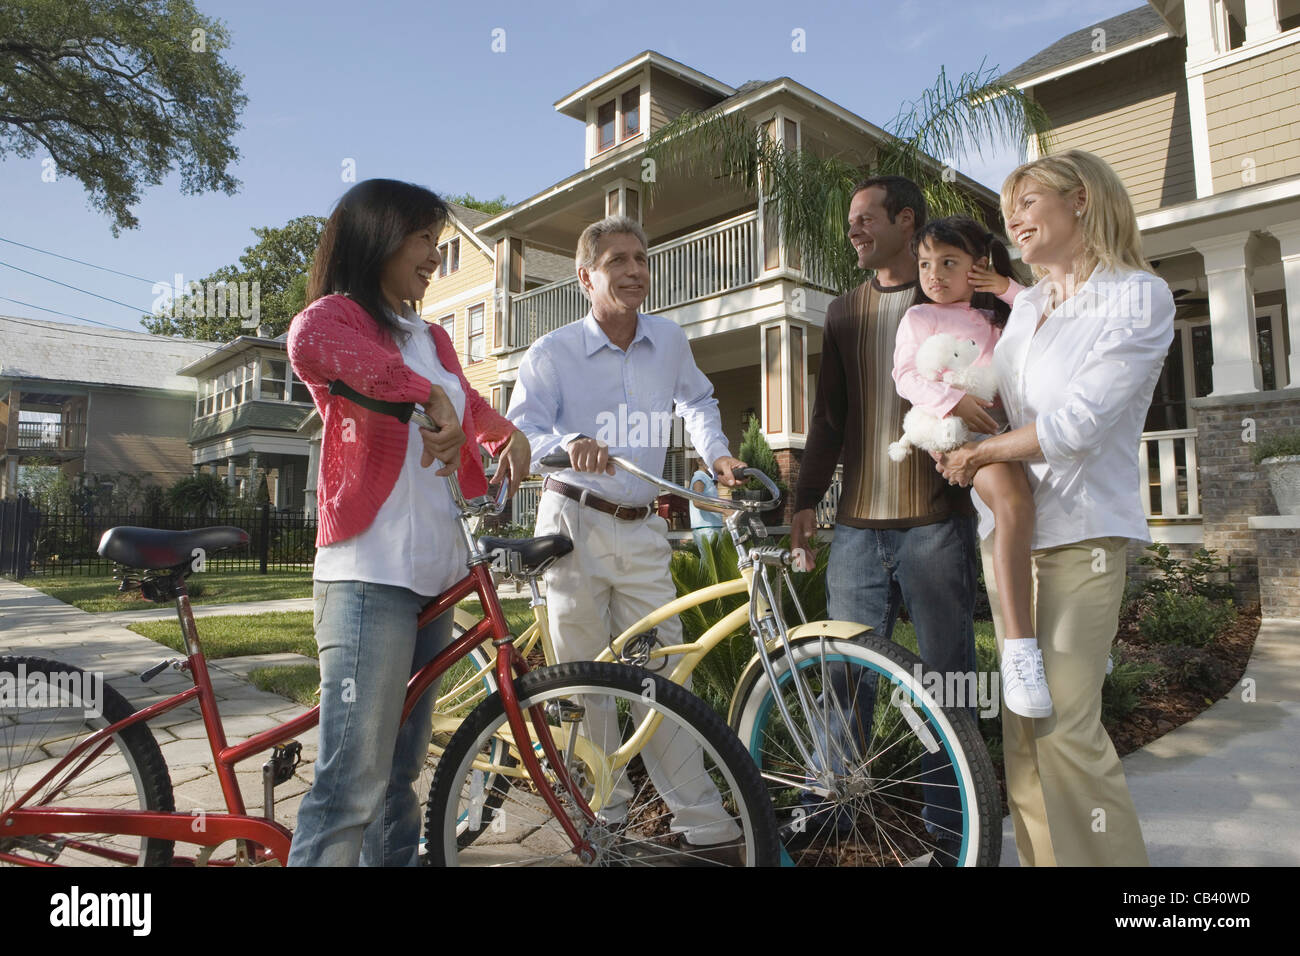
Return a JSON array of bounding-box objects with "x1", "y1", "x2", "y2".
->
[
  {"x1": 444, "y1": 201, "x2": 497, "y2": 257},
  {"x1": 0, "y1": 315, "x2": 212, "y2": 393},
  {"x1": 1000, "y1": 6, "x2": 1170, "y2": 87},
  {"x1": 554, "y1": 50, "x2": 734, "y2": 120},
  {"x1": 524, "y1": 246, "x2": 576, "y2": 284}
]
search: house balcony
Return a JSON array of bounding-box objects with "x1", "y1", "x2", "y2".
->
[{"x1": 506, "y1": 211, "x2": 762, "y2": 351}]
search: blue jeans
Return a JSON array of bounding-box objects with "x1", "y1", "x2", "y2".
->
[
  {"x1": 821, "y1": 515, "x2": 978, "y2": 838},
  {"x1": 287, "y1": 580, "x2": 454, "y2": 867}
]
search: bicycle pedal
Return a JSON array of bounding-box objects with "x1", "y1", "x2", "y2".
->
[
  {"x1": 140, "y1": 658, "x2": 186, "y2": 683},
  {"x1": 545, "y1": 699, "x2": 585, "y2": 723},
  {"x1": 268, "y1": 741, "x2": 303, "y2": 786}
]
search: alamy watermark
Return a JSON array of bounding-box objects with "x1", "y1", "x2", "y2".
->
[
  {"x1": 891, "y1": 664, "x2": 1001, "y2": 719},
  {"x1": 0, "y1": 663, "x2": 103, "y2": 718},
  {"x1": 594, "y1": 403, "x2": 685, "y2": 449},
  {"x1": 151, "y1": 273, "x2": 261, "y2": 328}
]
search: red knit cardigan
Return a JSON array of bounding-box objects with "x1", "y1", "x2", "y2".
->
[{"x1": 287, "y1": 294, "x2": 516, "y2": 546}]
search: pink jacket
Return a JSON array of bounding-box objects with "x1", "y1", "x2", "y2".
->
[
  {"x1": 287, "y1": 294, "x2": 515, "y2": 546},
  {"x1": 892, "y1": 282, "x2": 1023, "y2": 418}
]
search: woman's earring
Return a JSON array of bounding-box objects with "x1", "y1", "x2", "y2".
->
[{"x1": 1075, "y1": 209, "x2": 1083, "y2": 217}]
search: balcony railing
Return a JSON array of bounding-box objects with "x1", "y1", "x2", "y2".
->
[
  {"x1": 1139, "y1": 428, "x2": 1200, "y2": 519},
  {"x1": 13, "y1": 420, "x2": 86, "y2": 452},
  {"x1": 508, "y1": 211, "x2": 761, "y2": 350}
]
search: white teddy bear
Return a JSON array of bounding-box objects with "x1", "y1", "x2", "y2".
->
[{"x1": 888, "y1": 332, "x2": 1000, "y2": 462}]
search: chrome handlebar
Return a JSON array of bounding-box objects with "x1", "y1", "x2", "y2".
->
[{"x1": 537, "y1": 450, "x2": 782, "y2": 513}]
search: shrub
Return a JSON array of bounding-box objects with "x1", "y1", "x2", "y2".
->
[
  {"x1": 737, "y1": 416, "x2": 787, "y2": 494},
  {"x1": 1156, "y1": 644, "x2": 1229, "y2": 697},
  {"x1": 1137, "y1": 591, "x2": 1235, "y2": 648},
  {"x1": 1250, "y1": 430, "x2": 1300, "y2": 465},
  {"x1": 166, "y1": 473, "x2": 231, "y2": 516},
  {"x1": 1101, "y1": 649, "x2": 1158, "y2": 724},
  {"x1": 1136, "y1": 543, "x2": 1235, "y2": 602}
]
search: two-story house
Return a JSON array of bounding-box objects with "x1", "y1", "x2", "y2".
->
[
  {"x1": 0, "y1": 316, "x2": 211, "y2": 497},
  {"x1": 1002, "y1": 0, "x2": 1300, "y2": 614},
  {"x1": 463, "y1": 50, "x2": 1001, "y2": 524}
]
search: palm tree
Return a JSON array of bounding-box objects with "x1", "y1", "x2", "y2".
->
[{"x1": 644, "y1": 60, "x2": 1053, "y2": 295}]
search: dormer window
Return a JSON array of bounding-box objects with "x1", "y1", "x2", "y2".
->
[
  {"x1": 595, "y1": 85, "x2": 641, "y2": 155},
  {"x1": 597, "y1": 100, "x2": 616, "y2": 151}
]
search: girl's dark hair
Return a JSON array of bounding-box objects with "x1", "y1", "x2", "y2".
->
[
  {"x1": 307, "y1": 179, "x2": 449, "y2": 337},
  {"x1": 910, "y1": 215, "x2": 1017, "y2": 328}
]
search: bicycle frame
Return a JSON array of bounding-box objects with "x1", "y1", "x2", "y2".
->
[{"x1": 2, "y1": 482, "x2": 600, "y2": 867}]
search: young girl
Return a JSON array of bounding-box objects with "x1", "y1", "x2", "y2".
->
[{"x1": 891, "y1": 216, "x2": 1051, "y2": 719}]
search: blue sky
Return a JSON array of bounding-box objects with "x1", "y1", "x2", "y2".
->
[{"x1": 0, "y1": 0, "x2": 1142, "y2": 334}]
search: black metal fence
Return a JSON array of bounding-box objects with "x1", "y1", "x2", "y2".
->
[{"x1": 0, "y1": 496, "x2": 317, "y2": 578}]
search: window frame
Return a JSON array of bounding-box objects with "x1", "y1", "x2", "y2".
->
[{"x1": 467, "y1": 302, "x2": 486, "y2": 364}]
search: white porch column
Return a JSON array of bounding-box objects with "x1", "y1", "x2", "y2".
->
[
  {"x1": 1184, "y1": 0, "x2": 1220, "y2": 64},
  {"x1": 1192, "y1": 232, "x2": 1264, "y2": 395},
  {"x1": 1244, "y1": 0, "x2": 1281, "y2": 43},
  {"x1": 759, "y1": 317, "x2": 809, "y2": 450},
  {"x1": 225, "y1": 458, "x2": 237, "y2": 489},
  {"x1": 4, "y1": 458, "x2": 17, "y2": 499},
  {"x1": 1266, "y1": 220, "x2": 1300, "y2": 388},
  {"x1": 304, "y1": 438, "x2": 320, "y2": 516}
]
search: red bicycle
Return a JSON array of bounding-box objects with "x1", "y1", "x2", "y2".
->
[{"x1": 0, "y1": 391, "x2": 779, "y2": 867}]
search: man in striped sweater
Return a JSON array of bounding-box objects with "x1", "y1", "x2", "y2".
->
[{"x1": 788, "y1": 176, "x2": 978, "y2": 862}]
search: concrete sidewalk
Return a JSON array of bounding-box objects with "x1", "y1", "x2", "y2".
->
[{"x1": 3, "y1": 576, "x2": 1296, "y2": 866}]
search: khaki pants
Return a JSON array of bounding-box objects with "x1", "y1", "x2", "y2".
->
[
  {"x1": 535, "y1": 490, "x2": 741, "y2": 843},
  {"x1": 981, "y1": 532, "x2": 1148, "y2": 866}
]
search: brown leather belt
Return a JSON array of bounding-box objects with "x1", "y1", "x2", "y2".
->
[{"x1": 544, "y1": 476, "x2": 655, "y2": 521}]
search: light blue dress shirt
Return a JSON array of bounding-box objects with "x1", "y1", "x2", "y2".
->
[{"x1": 507, "y1": 311, "x2": 732, "y2": 506}]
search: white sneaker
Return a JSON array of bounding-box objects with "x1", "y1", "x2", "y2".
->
[{"x1": 1000, "y1": 642, "x2": 1053, "y2": 718}]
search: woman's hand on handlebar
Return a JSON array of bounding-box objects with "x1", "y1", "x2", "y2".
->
[
  {"x1": 490, "y1": 429, "x2": 532, "y2": 499},
  {"x1": 419, "y1": 385, "x2": 466, "y2": 475}
]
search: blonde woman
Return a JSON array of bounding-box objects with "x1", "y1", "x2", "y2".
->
[{"x1": 934, "y1": 150, "x2": 1174, "y2": 866}]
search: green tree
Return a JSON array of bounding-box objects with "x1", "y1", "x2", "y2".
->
[
  {"x1": 0, "y1": 0, "x2": 247, "y2": 234},
  {"x1": 444, "y1": 192, "x2": 513, "y2": 215},
  {"x1": 645, "y1": 61, "x2": 1052, "y2": 295},
  {"x1": 142, "y1": 215, "x2": 325, "y2": 340},
  {"x1": 165, "y1": 473, "x2": 230, "y2": 516}
]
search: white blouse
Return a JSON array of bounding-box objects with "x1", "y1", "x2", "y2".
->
[
  {"x1": 313, "y1": 308, "x2": 468, "y2": 597},
  {"x1": 972, "y1": 266, "x2": 1175, "y2": 551}
]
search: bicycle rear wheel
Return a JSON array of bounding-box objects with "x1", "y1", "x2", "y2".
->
[
  {"x1": 425, "y1": 661, "x2": 780, "y2": 866},
  {"x1": 0, "y1": 656, "x2": 175, "y2": 866},
  {"x1": 729, "y1": 633, "x2": 1000, "y2": 867}
]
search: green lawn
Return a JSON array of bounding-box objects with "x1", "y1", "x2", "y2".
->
[{"x1": 18, "y1": 569, "x2": 315, "y2": 613}]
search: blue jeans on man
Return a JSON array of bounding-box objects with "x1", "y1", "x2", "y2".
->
[{"x1": 818, "y1": 514, "x2": 978, "y2": 842}]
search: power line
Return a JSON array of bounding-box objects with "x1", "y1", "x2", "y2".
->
[
  {"x1": 0, "y1": 236, "x2": 156, "y2": 285},
  {"x1": 0, "y1": 296, "x2": 133, "y2": 331},
  {"x1": 0, "y1": 259, "x2": 153, "y2": 314}
]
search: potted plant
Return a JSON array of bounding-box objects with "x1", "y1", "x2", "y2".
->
[
  {"x1": 1252, "y1": 429, "x2": 1300, "y2": 515},
  {"x1": 735, "y1": 417, "x2": 788, "y2": 525}
]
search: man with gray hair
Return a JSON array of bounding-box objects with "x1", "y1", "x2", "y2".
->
[{"x1": 507, "y1": 215, "x2": 748, "y2": 862}]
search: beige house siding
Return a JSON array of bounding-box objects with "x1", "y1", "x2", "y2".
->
[
  {"x1": 83, "y1": 390, "x2": 195, "y2": 484},
  {"x1": 1206, "y1": 41, "x2": 1300, "y2": 192},
  {"x1": 419, "y1": 219, "x2": 498, "y2": 400},
  {"x1": 1033, "y1": 39, "x2": 1195, "y2": 213},
  {"x1": 648, "y1": 70, "x2": 722, "y2": 132}
]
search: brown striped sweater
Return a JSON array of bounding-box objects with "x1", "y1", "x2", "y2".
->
[{"x1": 794, "y1": 278, "x2": 974, "y2": 528}]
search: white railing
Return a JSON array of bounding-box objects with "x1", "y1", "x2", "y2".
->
[
  {"x1": 511, "y1": 479, "x2": 544, "y2": 529},
  {"x1": 1139, "y1": 428, "x2": 1201, "y2": 519},
  {"x1": 815, "y1": 464, "x2": 843, "y2": 529},
  {"x1": 507, "y1": 211, "x2": 760, "y2": 351}
]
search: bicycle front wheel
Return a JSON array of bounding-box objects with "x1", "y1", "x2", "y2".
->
[
  {"x1": 425, "y1": 661, "x2": 780, "y2": 866},
  {"x1": 729, "y1": 633, "x2": 1000, "y2": 867},
  {"x1": 0, "y1": 656, "x2": 175, "y2": 866}
]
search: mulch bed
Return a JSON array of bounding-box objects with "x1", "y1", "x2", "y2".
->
[{"x1": 1105, "y1": 601, "x2": 1261, "y2": 757}]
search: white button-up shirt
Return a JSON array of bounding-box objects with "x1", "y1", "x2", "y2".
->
[
  {"x1": 507, "y1": 311, "x2": 731, "y2": 506},
  {"x1": 972, "y1": 266, "x2": 1175, "y2": 551}
]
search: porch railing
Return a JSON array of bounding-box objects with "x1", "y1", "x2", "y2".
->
[
  {"x1": 511, "y1": 479, "x2": 544, "y2": 529},
  {"x1": 508, "y1": 211, "x2": 760, "y2": 350},
  {"x1": 1139, "y1": 428, "x2": 1200, "y2": 519},
  {"x1": 815, "y1": 464, "x2": 843, "y2": 529},
  {"x1": 14, "y1": 420, "x2": 86, "y2": 451}
]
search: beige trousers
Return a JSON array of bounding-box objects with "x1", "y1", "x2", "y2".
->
[{"x1": 981, "y1": 531, "x2": 1149, "y2": 866}]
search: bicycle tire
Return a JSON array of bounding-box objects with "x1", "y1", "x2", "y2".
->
[
  {"x1": 0, "y1": 656, "x2": 175, "y2": 866},
  {"x1": 728, "y1": 633, "x2": 1000, "y2": 867},
  {"x1": 425, "y1": 661, "x2": 780, "y2": 866},
  {"x1": 417, "y1": 634, "x2": 516, "y2": 856}
]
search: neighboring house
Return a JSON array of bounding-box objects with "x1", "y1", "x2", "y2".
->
[
  {"x1": 463, "y1": 50, "x2": 1001, "y2": 499},
  {"x1": 0, "y1": 316, "x2": 211, "y2": 497},
  {"x1": 418, "y1": 201, "x2": 575, "y2": 413},
  {"x1": 176, "y1": 334, "x2": 316, "y2": 508},
  {"x1": 1002, "y1": 0, "x2": 1300, "y2": 615}
]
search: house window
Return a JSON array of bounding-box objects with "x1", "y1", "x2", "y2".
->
[
  {"x1": 290, "y1": 369, "x2": 311, "y2": 403},
  {"x1": 468, "y1": 304, "x2": 485, "y2": 363},
  {"x1": 622, "y1": 87, "x2": 640, "y2": 138},
  {"x1": 260, "y1": 358, "x2": 288, "y2": 400},
  {"x1": 439, "y1": 313, "x2": 455, "y2": 343},
  {"x1": 597, "y1": 100, "x2": 616, "y2": 151},
  {"x1": 438, "y1": 238, "x2": 460, "y2": 277}
]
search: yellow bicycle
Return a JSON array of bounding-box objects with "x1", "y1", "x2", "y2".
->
[{"x1": 428, "y1": 452, "x2": 1001, "y2": 867}]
